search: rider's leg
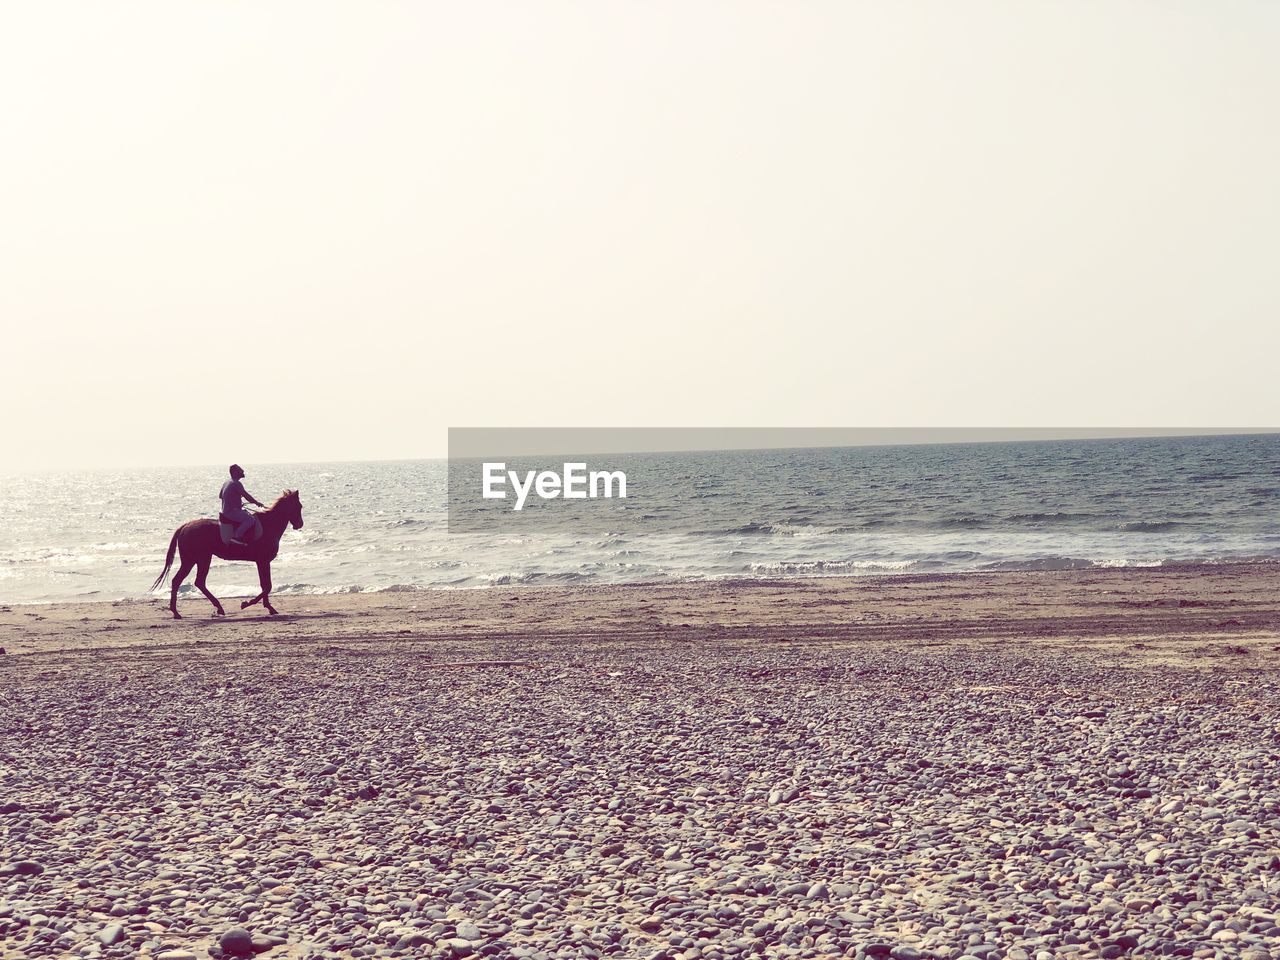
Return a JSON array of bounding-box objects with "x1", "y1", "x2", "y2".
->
[{"x1": 233, "y1": 513, "x2": 256, "y2": 543}]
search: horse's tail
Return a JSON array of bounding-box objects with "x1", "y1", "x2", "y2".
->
[{"x1": 151, "y1": 527, "x2": 181, "y2": 592}]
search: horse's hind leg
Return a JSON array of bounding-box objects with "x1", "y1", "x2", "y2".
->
[
  {"x1": 194, "y1": 558, "x2": 225, "y2": 617},
  {"x1": 169, "y1": 558, "x2": 194, "y2": 620}
]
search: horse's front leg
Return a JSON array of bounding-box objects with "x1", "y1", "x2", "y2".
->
[{"x1": 255, "y1": 560, "x2": 277, "y2": 615}]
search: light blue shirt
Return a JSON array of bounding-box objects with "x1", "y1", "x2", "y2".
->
[{"x1": 220, "y1": 479, "x2": 249, "y2": 517}]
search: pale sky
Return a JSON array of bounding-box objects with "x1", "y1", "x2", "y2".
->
[{"x1": 2, "y1": 1, "x2": 1277, "y2": 470}]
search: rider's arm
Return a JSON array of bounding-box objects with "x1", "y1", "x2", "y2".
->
[{"x1": 244, "y1": 488, "x2": 264, "y2": 508}]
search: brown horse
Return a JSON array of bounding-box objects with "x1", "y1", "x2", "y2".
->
[{"x1": 151, "y1": 490, "x2": 304, "y2": 619}]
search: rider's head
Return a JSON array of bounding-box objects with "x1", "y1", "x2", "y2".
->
[{"x1": 229, "y1": 464, "x2": 245, "y2": 480}]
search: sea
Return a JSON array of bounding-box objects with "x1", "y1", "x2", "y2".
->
[{"x1": 2, "y1": 433, "x2": 1278, "y2": 604}]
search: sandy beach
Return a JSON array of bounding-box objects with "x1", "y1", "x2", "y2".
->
[{"x1": 2, "y1": 565, "x2": 1279, "y2": 959}]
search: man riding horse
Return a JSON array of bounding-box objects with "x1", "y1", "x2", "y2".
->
[
  {"x1": 152, "y1": 467, "x2": 304, "y2": 619},
  {"x1": 220, "y1": 463, "x2": 264, "y2": 546}
]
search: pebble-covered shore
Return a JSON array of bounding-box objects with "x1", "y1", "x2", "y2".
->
[{"x1": 2, "y1": 574, "x2": 1279, "y2": 959}]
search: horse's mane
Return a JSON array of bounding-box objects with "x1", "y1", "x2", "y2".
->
[{"x1": 263, "y1": 489, "x2": 299, "y2": 513}]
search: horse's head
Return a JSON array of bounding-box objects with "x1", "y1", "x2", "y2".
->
[{"x1": 281, "y1": 489, "x2": 304, "y2": 529}]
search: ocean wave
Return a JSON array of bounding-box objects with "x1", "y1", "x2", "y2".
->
[
  {"x1": 979, "y1": 557, "x2": 1100, "y2": 571},
  {"x1": 978, "y1": 556, "x2": 1168, "y2": 572},
  {"x1": 941, "y1": 516, "x2": 987, "y2": 528},
  {"x1": 1002, "y1": 512, "x2": 1094, "y2": 525},
  {"x1": 488, "y1": 571, "x2": 595, "y2": 586},
  {"x1": 716, "y1": 522, "x2": 841, "y2": 537},
  {"x1": 746, "y1": 560, "x2": 918, "y2": 575}
]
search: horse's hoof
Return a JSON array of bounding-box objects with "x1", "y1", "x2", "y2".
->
[
  {"x1": 172, "y1": 613, "x2": 182, "y2": 620},
  {"x1": 214, "y1": 609, "x2": 225, "y2": 617},
  {"x1": 266, "y1": 608, "x2": 278, "y2": 616},
  {"x1": 240, "y1": 600, "x2": 252, "y2": 610}
]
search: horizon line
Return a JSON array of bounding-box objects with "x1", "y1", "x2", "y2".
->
[{"x1": 6, "y1": 428, "x2": 1279, "y2": 474}]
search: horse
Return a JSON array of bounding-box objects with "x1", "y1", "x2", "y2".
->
[{"x1": 151, "y1": 489, "x2": 304, "y2": 619}]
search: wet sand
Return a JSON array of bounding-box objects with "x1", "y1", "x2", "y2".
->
[
  {"x1": 1, "y1": 566, "x2": 1279, "y2": 959},
  {"x1": 3, "y1": 563, "x2": 1279, "y2": 667}
]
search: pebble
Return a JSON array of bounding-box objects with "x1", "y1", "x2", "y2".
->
[
  {"x1": 5, "y1": 860, "x2": 45, "y2": 876},
  {"x1": 218, "y1": 927, "x2": 255, "y2": 956},
  {"x1": 95, "y1": 924, "x2": 124, "y2": 946}
]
